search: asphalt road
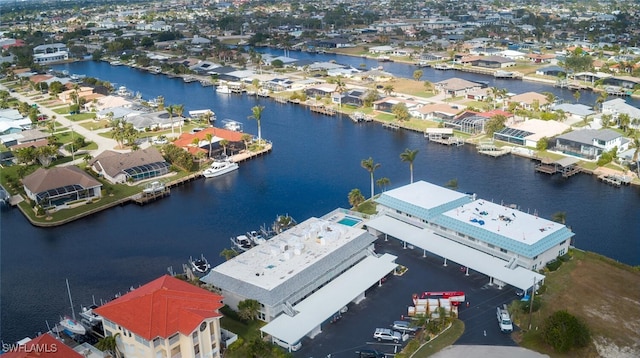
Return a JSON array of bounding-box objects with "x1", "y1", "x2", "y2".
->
[{"x1": 294, "y1": 237, "x2": 519, "y2": 358}]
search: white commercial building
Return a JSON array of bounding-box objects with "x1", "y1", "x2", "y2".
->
[
  {"x1": 202, "y1": 211, "x2": 398, "y2": 351},
  {"x1": 366, "y1": 181, "x2": 574, "y2": 291}
]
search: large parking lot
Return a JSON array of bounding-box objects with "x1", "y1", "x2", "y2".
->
[{"x1": 294, "y1": 237, "x2": 519, "y2": 358}]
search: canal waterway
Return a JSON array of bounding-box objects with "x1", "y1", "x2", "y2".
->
[{"x1": 1, "y1": 57, "x2": 638, "y2": 343}]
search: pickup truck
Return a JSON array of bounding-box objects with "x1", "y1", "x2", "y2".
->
[{"x1": 497, "y1": 304, "x2": 513, "y2": 333}]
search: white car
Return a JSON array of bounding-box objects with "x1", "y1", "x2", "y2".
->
[
  {"x1": 373, "y1": 328, "x2": 401, "y2": 343},
  {"x1": 153, "y1": 136, "x2": 168, "y2": 145},
  {"x1": 391, "y1": 320, "x2": 419, "y2": 334}
]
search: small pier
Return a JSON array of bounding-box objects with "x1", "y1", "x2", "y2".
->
[
  {"x1": 132, "y1": 187, "x2": 171, "y2": 205},
  {"x1": 310, "y1": 105, "x2": 336, "y2": 116},
  {"x1": 598, "y1": 174, "x2": 631, "y2": 187},
  {"x1": 231, "y1": 142, "x2": 273, "y2": 163},
  {"x1": 425, "y1": 128, "x2": 464, "y2": 146},
  {"x1": 382, "y1": 122, "x2": 400, "y2": 130},
  {"x1": 477, "y1": 141, "x2": 511, "y2": 157}
]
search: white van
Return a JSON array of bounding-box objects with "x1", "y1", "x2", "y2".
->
[{"x1": 273, "y1": 337, "x2": 302, "y2": 352}]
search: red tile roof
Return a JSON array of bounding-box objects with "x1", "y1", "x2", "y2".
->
[
  {"x1": 94, "y1": 275, "x2": 223, "y2": 340},
  {"x1": 173, "y1": 127, "x2": 245, "y2": 149},
  {"x1": 478, "y1": 109, "x2": 513, "y2": 118},
  {"x1": 2, "y1": 333, "x2": 82, "y2": 358}
]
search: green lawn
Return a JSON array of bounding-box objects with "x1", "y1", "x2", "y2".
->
[{"x1": 68, "y1": 113, "x2": 96, "y2": 121}]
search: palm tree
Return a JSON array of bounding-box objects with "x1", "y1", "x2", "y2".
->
[
  {"x1": 334, "y1": 78, "x2": 347, "y2": 107},
  {"x1": 361, "y1": 157, "x2": 380, "y2": 199},
  {"x1": 631, "y1": 135, "x2": 640, "y2": 176},
  {"x1": 220, "y1": 248, "x2": 238, "y2": 261},
  {"x1": 551, "y1": 211, "x2": 567, "y2": 225},
  {"x1": 423, "y1": 80, "x2": 434, "y2": 94},
  {"x1": 413, "y1": 69, "x2": 423, "y2": 81},
  {"x1": 219, "y1": 139, "x2": 229, "y2": 156},
  {"x1": 238, "y1": 299, "x2": 261, "y2": 321},
  {"x1": 96, "y1": 332, "x2": 121, "y2": 358},
  {"x1": 205, "y1": 133, "x2": 214, "y2": 158},
  {"x1": 348, "y1": 188, "x2": 365, "y2": 208},
  {"x1": 400, "y1": 148, "x2": 419, "y2": 183},
  {"x1": 383, "y1": 84, "x2": 394, "y2": 96},
  {"x1": 573, "y1": 90, "x2": 581, "y2": 103},
  {"x1": 248, "y1": 105, "x2": 265, "y2": 142},
  {"x1": 173, "y1": 104, "x2": 185, "y2": 133},
  {"x1": 445, "y1": 178, "x2": 458, "y2": 189},
  {"x1": 166, "y1": 105, "x2": 175, "y2": 136},
  {"x1": 376, "y1": 177, "x2": 390, "y2": 192}
]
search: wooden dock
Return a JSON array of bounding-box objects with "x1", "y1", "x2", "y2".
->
[
  {"x1": 231, "y1": 142, "x2": 273, "y2": 163},
  {"x1": 382, "y1": 122, "x2": 400, "y2": 130},
  {"x1": 132, "y1": 187, "x2": 171, "y2": 205},
  {"x1": 598, "y1": 174, "x2": 631, "y2": 187},
  {"x1": 424, "y1": 129, "x2": 464, "y2": 146},
  {"x1": 477, "y1": 141, "x2": 511, "y2": 157},
  {"x1": 310, "y1": 105, "x2": 336, "y2": 116}
]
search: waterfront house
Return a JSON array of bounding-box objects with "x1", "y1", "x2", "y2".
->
[
  {"x1": 304, "y1": 84, "x2": 338, "y2": 98},
  {"x1": 125, "y1": 111, "x2": 184, "y2": 132},
  {"x1": 90, "y1": 148, "x2": 169, "y2": 184},
  {"x1": 22, "y1": 166, "x2": 102, "y2": 209},
  {"x1": 551, "y1": 103, "x2": 595, "y2": 121},
  {"x1": 1, "y1": 128, "x2": 50, "y2": 147},
  {"x1": 507, "y1": 92, "x2": 550, "y2": 111},
  {"x1": 367, "y1": 180, "x2": 573, "y2": 288},
  {"x1": 2, "y1": 333, "x2": 83, "y2": 358},
  {"x1": 535, "y1": 65, "x2": 566, "y2": 77},
  {"x1": 434, "y1": 78, "x2": 482, "y2": 98},
  {"x1": 443, "y1": 112, "x2": 488, "y2": 134},
  {"x1": 527, "y1": 53, "x2": 556, "y2": 64},
  {"x1": 411, "y1": 103, "x2": 460, "y2": 121},
  {"x1": 470, "y1": 55, "x2": 516, "y2": 69},
  {"x1": 601, "y1": 98, "x2": 640, "y2": 129},
  {"x1": 95, "y1": 275, "x2": 224, "y2": 358},
  {"x1": 373, "y1": 97, "x2": 422, "y2": 113},
  {"x1": 602, "y1": 76, "x2": 640, "y2": 90},
  {"x1": 553, "y1": 128, "x2": 628, "y2": 160},
  {"x1": 32, "y1": 43, "x2": 69, "y2": 64},
  {"x1": 174, "y1": 127, "x2": 244, "y2": 157},
  {"x1": 494, "y1": 119, "x2": 570, "y2": 147}
]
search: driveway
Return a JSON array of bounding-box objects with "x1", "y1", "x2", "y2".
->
[{"x1": 293, "y1": 238, "x2": 519, "y2": 358}]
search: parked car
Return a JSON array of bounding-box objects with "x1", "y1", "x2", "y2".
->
[
  {"x1": 153, "y1": 136, "x2": 168, "y2": 145},
  {"x1": 391, "y1": 320, "x2": 419, "y2": 334},
  {"x1": 356, "y1": 349, "x2": 385, "y2": 357},
  {"x1": 373, "y1": 328, "x2": 401, "y2": 343}
]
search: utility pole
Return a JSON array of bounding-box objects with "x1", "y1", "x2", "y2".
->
[{"x1": 528, "y1": 277, "x2": 536, "y2": 330}]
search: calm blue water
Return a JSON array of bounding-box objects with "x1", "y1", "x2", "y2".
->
[{"x1": 1, "y1": 57, "x2": 639, "y2": 342}]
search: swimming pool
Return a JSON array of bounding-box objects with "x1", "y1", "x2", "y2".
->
[{"x1": 337, "y1": 216, "x2": 362, "y2": 227}]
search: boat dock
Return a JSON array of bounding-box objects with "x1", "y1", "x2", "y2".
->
[
  {"x1": 310, "y1": 105, "x2": 337, "y2": 116},
  {"x1": 231, "y1": 142, "x2": 273, "y2": 162},
  {"x1": 382, "y1": 122, "x2": 400, "y2": 130},
  {"x1": 598, "y1": 174, "x2": 632, "y2": 187},
  {"x1": 534, "y1": 157, "x2": 582, "y2": 178},
  {"x1": 424, "y1": 128, "x2": 464, "y2": 146},
  {"x1": 477, "y1": 141, "x2": 511, "y2": 157},
  {"x1": 131, "y1": 187, "x2": 171, "y2": 205}
]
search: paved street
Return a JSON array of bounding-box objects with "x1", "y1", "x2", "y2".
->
[{"x1": 294, "y1": 237, "x2": 519, "y2": 358}]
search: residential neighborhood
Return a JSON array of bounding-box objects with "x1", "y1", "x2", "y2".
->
[{"x1": 1, "y1": 1, "x2": 640, "y2": 358}]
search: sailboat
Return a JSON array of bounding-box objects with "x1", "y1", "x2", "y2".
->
[{"x1": 59, "y1": 279, "x2": 87, "y2": 335}]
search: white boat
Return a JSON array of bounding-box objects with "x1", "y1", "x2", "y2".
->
[
  {"x1": 203, "y1": 158, "x2": 238, "y2": 178},
  {"x1": 189, "y1": 254, "x2": 211, "y2": 274},
  {"x1": 79, "y1": 304, "x2": 103, "y2": 326},
  {"x1": 247, "y1": 230, "x2": 266, "y2": 245},
  {"x1": 59, "y1": 279, "x2": 86, "y2": 335},
  {"x1": 222, "y1": 119, "x2": 243, "y2": 132},
  {"x1": 231, "y1": 234, "x2": 253, "y2": 252},
  {"x1": 216, "y1": 84, "x2": 232, "y2": 94},
  {"x1": 143, "y1": 181, "x2": 165, "y2": 194},
  {"x1": 59, "y1": 316, "x2": 87, "y2": 335}
]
